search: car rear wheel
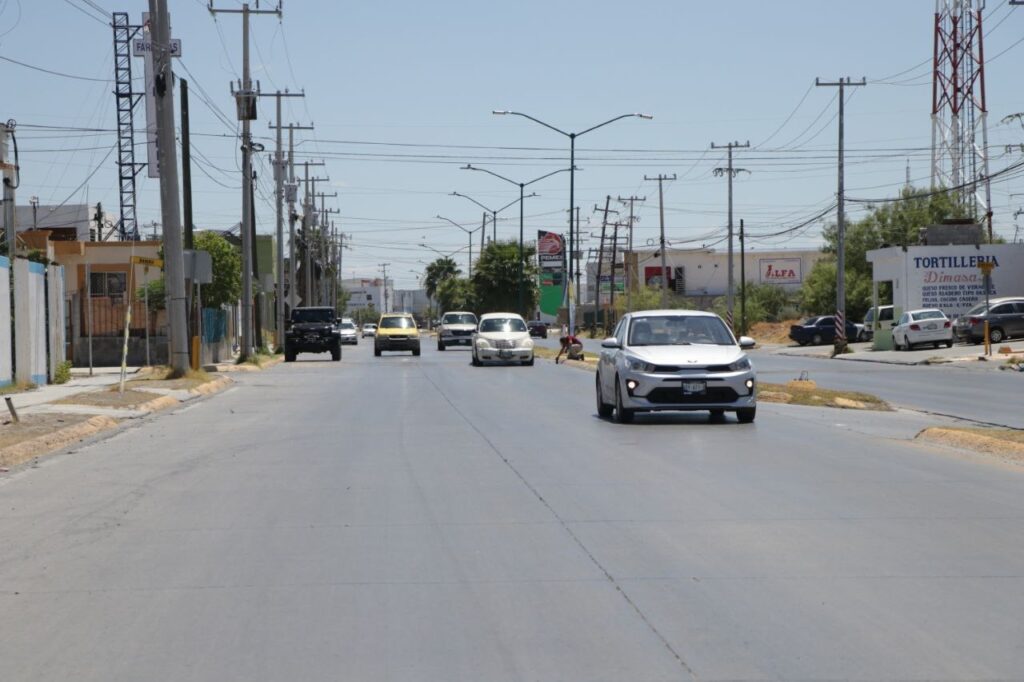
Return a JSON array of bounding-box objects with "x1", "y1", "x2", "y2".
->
[
  {"x1": 903, "y1": 335, "x2": 912, "y2": 351},
  {"x1": 990, "y1": 327, "x2": 1005, "y2": 344},
  {"x1": 737, "y1": 407, "x2": 756, "y2": 423},
  {"x1": 946, "y1": 340, "x2": 953, "y2": 348},
  {"x1": 285, "y1": 351, "x2": 296, "y2": 362},
  {"x1": 614, "y1": 378, "x2": 634, "y2": 424}
]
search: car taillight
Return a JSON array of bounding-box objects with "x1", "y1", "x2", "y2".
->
[
  {"x1": 910, "y1": 324, "x2": 920, "y2": 331},
  {"x1": 968, "y1": 316, "x2": 982, "y2": 325},
  {"x1": 943, "y1": 320, "x2": 951, "y2": 328}
]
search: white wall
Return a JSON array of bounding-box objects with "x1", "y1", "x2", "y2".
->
[
  {"x1": 14, "y1": 259, "x2": 48, "y2": 385},
  {"x1": 48, "y1": 264, "x2": 67, "y2": 376}
]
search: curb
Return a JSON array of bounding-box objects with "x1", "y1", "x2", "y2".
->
[
  {"x1": 133, "y1": 394, "x2": 183, "y2": 414},
  {"x1": 188, "y1": 375, "x2": 234, "y2": 396},
  {"x1": 205, "y1": 356, "x2": 284, "y2": 373},
  {"x1": 0, "y1": 415, "x2": 119, "y2": 469}
]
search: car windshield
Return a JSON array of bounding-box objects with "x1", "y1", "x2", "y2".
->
[
  {"x1": 379, "y1": 317, "x2": 415, "y2": 329},
  {"x1": 480, "y1": 318, "x2": 527, "y2": 333},
  {"x1": 339, "y1": 323, "x2": 356, "y2": 330},
  {"x1": 442, "y1": 313, "x2": 477, "y2": 325},
  {"x1": 802, "y1": 317, "x2": 822, "y2": 326},
  {"x1": 291, "y1": 309, "x2": 334, "y2": 323},
  {"x1": 628, "y1": 314, "x2": 734, "y2": 346},
  {"x1": 913, "y1": 310, "x2": 945, "y2": 321}
]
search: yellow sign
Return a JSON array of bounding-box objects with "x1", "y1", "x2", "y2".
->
[
  {"x1": 978, "y1": 261, "x2": 995, "y2": 275},
  {"x1": 131, "y1": 256, "x2": 164, "y2": 268}
]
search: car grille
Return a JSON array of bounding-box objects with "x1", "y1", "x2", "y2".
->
[
  {"x1": 652, "y1": 364, "x2": 732, "y2": 373},
  {"x1": 450, "y1": 329, "x2": 472, "y2": 337},
  {"x1": 495, "y1": 339, "x2": 514, "y2": 349},
  {"x1": 386, "y1": 335, "x2": 408, "y2": 341},
  {"x1": 645, "y1": 386, "x2": 740, "y2": 404}
]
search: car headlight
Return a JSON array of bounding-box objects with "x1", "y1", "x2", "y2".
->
[
  {"x1": 728, "y1": 357, "x2": 751, "y2": 371},
  {"x1": 475, "y1": 337, "x2": 491, "y2": 348},
  {"x1": 518, "y1": 338, "x2": 534, "y2": 349},
  {"x1": 624, "y1": 356, "x2": 656, "y2": 372}
]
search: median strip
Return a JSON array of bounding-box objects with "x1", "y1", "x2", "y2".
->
[
  {"x1": 917, "y1": 427, "x2": 1024, "y2": 463},
  {"x1": 756, "y1": 380, "x2": 890, "y2": 410}
]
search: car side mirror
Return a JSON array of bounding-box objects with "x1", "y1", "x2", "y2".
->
[
  {"x1": 738, "y1": 336, "x2": 756, "y2": 349},
  {"x1": 601, "y1": 338, "x2": 620, "y2": 349}
]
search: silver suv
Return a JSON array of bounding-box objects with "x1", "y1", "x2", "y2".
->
[{"x1": 437, "y1": 311, "x2": 478, "y2": 350}]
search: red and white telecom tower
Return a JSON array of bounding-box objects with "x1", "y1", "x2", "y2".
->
[{"x1": 931, "y1": 0, "x2": 992, "y2": 235}]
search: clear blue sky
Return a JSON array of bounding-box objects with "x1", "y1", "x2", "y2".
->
[{"x1": 5, "y1": 0, "x2": 1024, "y2": 288}]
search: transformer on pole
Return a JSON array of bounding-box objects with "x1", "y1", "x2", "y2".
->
[{"x1": 931, "y1": 0, "x2": 992, "y2": 239}]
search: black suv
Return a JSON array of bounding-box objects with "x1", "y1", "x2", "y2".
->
[{"x1": 284, "y1": 307, "x2": 341, "y2": 362}]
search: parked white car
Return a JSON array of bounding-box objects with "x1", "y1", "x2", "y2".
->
[
  {"x1": 472, "y1": 313, "x2": 534, "y2": 366},
  {"x1": 596, "y1": 310, "x2": 757, "y2": 423},
  {"x1": 892, "y1": 308, "x2": 953, "y2": 350}
]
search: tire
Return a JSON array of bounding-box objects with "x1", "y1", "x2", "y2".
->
[
  {"x1": 523, "y1": 354, "x2": 534, "y2": 366},
  {"x1": 437, "y1": 341, "x2": 445, "y2": 351},
  {"x1": 331, "y1": 345, "x2": 341, "y2": 362},
  {"x1": 946, "y1": 340, "x2": 953, "y2": 348},
  {"x1": 811, "y1": 333, "x2": 823, "y2": 345},
  {"x1": 737, "y1": 407, "x2": 756, "y2": 423},
  {"x1": 285, "y1": 351, "x2": 296, "y2": 363},
  {"x1": 797, "y1": 340, "x2": 808, "y2": 347},
  {"x1": 596, "y1": 374, "x2": 613, "y2": 418},
  {"x1": 471, "y1": 351, "x2": 481, "y2": 367},
  {"x1": 904, "y1": 335, "x2": 912, "y2": 351},
  {"x1": 933, "y1": 342, "x2": 940, "y2": 349},
  {"x1": 374, "y1": 346, "x2": 381, "y2": 357},
  {"x1": 614, "y1": 377, "x2": 635, "y2": 424},
  {"x1": 990, "y1": 327, "x2": 1005, "y2": 344},
  {"x1": 412, "y1": 347, "x2": 421, "y2": 357}
]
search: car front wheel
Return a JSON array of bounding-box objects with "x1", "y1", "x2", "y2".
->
[
  {"x1": 737, "y1": 407, "x2": 756, "y2": 423},
  {"x1": 596, "y1": 374, "x2": 613, "y2": 418},
  {"x1": 811, "y1": 333, "x2": 823, "y2": 345}
]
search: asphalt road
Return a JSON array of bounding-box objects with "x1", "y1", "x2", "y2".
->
[{"x1": 2, "y1": 341, "x2": 1024, "y2": 680}]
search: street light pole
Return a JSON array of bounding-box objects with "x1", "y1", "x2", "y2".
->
[
  {"x1": 435, "y1": 215, "x2": 481, "y2": 279},
  {"x1": 461, "y1": 165, "x2": 572, "y2": 316},
  {"x1": 492, "y1": 110, "x2": 652, "y2": 332}
]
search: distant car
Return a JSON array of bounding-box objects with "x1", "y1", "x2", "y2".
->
[
  {"x1": 437, "y1": 311, "x2": 478, "y2": 350},
  {"x1": 892, "y1": 308, "x2": 953, "y2": 350},
  {"x1": 527, "y1": 320, "x2": 548, "y2": 338},
  {"x1": 953, "y1": 296, "x2": 1024, "y2": 344},
  {"x1": 788, "y1": 316, "x2": 860, "y2": 346},
  {"x1": 374, "y1": 313, "x2": 420, "y2": 356},
  {"x1": 336, "y1": 320, "x2": 358, "y2": 345},
  {"x1": 361, "y1": 323, "x2": 377, "y2": 338},
  {"x1": 596, "y1": 309, "x2": 757, "y2": 424},
  {"x1": 860, "y1": 305, "x2": 894, "y2": 341},
  {"x1": 284, "y1": 306, "x2": 341, "y2": 362},
  {"x1": 472, "y1": 313, "x2": 534, "y2": 366}
]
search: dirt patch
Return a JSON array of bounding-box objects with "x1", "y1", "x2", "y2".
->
[
  {"x1": 918, "y1": 427, "x2": 1024, "y2": 463},
  {"x1": 55, "y1": 388, "x2": 162, "y2": 409},
  {"x1": 0, "y1": 413, "x2": 93, "y2": 450},
  {"x1": 757, "y1": 381, "x2": 890, "y2": 411},
  {"x1": 126, "y1": 377, "x2": 204, "y2": 391},
  {"x1": 749, "y1": 320, "x2": 801, "y2": 346}
]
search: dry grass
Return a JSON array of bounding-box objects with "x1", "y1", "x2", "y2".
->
[
  {"x1": 757, "y1": 381, "x2": 890, "y2": 411},
  {"x1": 56, "y1": 388, "x2": 161, "y2": 409},
  {"x1": 127, "y1": 367, "x2": 210, "y2": 390},
  {"x1": 0, "y1": 381, "x2": 38, "y2": 396},
  {"x1": 918, "y1": 427, "x2": 1024, "y2": 462}
]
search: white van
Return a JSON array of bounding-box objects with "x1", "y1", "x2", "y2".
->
[{"x1": 861, "y1": 305, "x2": 894, "y2": 341}]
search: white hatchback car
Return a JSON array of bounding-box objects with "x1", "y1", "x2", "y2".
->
[
  {"x1": 596, "y1": 310, "x2": 757, "y2": 423},
  {"x1": 472, "y1": 313, "x2": 534, "y2": 366},
  {"x1": 892, "y1": 308, "x2": 953, "y2": 350}
]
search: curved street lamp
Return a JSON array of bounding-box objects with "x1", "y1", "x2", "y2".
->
[
  {"x1": 433, "y1": 215, "x2": 483, "y2": 278},
  {"x1": 462, "y1": 164, "x2": 574, "y2": 316},
  {"x1": 449, "y1": 191, "x2": 535, "y2": 245},
  {"x1": 492, "y1": 110, "x2": 652, "y2": 331}
]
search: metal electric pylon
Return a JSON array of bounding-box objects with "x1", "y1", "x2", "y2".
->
[{"x1": 931, "y1": 0, "x2": 992, "y2": 238}]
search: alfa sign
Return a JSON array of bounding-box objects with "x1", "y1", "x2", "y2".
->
[{"x1": 759, "y1": 258, "x2": 802, "y2": 284}]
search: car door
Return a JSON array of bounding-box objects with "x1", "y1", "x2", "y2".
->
[
  {"x1": 893, "y1": 313, "x2": 909, "y2": 342},
  {"x1": 989, "y1": 304, "x2": 1015, "y2": 338},
  {"x1": 1011, "y1": 303, "x2": 1024, "y2": 337},
  {"x1": 818, "y1": 316, "x2": 835, "y2": 343},
  {"x1": 600, "y1": 318, "x2": 626, "y2": 396}
]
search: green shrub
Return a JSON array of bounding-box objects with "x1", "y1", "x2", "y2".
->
[{"x1": 54, "y1": 360, "x2": 73, "y2": 384}]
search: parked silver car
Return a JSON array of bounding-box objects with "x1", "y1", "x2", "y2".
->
[{"x1": 596, "y1": 310, "x2": 757, "y2": 423}]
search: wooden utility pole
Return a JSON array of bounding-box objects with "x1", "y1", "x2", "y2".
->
[
  {"x1": 644, "y1": 174, "x2": 676, "y2": 307},
  {"x1": 712, "y1": 140, "x2": 750, "y2": 331},
  {"x1": 617, "y1": 195, "x2": 645, "y2": 313}
]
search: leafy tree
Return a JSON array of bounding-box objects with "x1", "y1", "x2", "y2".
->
[
  {"x1": 436, "y1": 277, "x2": 475, "y2": 313},
  {"x1": 470, "y1": 240, "x2": 538, "y2": 315},
  {"x1": 422, "y1": 257, "x2": 460, "y2": 299},
  {"x1": 195, "y1": 231, "x2": 242, "y2": 309},
  {"x1": 711, "y1": 283, "x2": 797, "y2": 327},
  {"x1": 613, "y1": 286, "x2": 692, "y2": 314},
  {"x1": 138, "y1": 278, "x2": 166, "y2": 312}
]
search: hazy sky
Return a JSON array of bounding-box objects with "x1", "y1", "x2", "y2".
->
[{"x1": 5, "y1": 1, "x2": 1024, "y2": 287}]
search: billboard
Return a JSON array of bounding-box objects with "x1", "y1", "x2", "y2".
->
[
  {"x1": 759, "y1": 258, "x2": 802, "y2": 284},
  {"x1": 537, "y1": 231, "x2": 564, "y2": 269}
]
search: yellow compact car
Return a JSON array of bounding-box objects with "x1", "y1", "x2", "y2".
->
[{"x1": 374, "y1": 313, "x2": 421, "y2": 357}]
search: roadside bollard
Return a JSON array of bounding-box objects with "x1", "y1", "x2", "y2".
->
[{"x1": 5, "y1": 397, "x2": 19, "y2": 424}]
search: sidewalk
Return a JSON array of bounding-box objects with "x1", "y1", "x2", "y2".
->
[{"x1": 766, "y1": 338, "x2": 1024, "y2": 367}]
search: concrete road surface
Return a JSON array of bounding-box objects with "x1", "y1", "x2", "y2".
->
[{"x1": 2, "y1": 342, "x2": 1024, "y2": 681}]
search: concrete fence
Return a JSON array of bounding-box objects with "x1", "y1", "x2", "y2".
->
[
  {"x1": 0, "y1": 256, "x2": 11, "y2": 387},
  {"x1": 1, "y1": 257, "x2": 67, "y2": 388}
]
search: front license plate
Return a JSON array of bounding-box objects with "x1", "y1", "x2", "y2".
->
[
  {"x1": 498, "y1": 350, "x2": 512, "y2": 359},
  {"x1": 682, "y1": 381, "x2": 706, "y2": 395}
]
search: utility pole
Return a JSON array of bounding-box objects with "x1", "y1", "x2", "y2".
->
[
  {"x1": 315, "y1": 191, "x2": 339, "y2": 306},
  {"x1": 261, "y1": 91, "x2": 305, "y2": 350},
  {"x1": 208, "y1": 0, "x2": 281, "y2": 361},
  {"x1": 273, "y1": 123, "x2": 314, "y2": 311},
  {"x1": 2, "y1": 121, "x2": 17, "y2": 264},
  {"x1": 739, "y1": 218, "x2": 747, "y2": 336},
  {"x1": 816, "y1": 76, "x2": 866, "y2": 355},
  {"x1": 711, "y1": 140, "x2": 750, "y2": 331},
  {"x1": 593, "y1": 197, "x2": 617, "y2": 330},
  {"x1": 149, "y1": 0, "x2": 188, "y2": 375},
  {"x1": 644, "y1": 174, "x2": 676, "y2": 307},
  {"x1": 617, "y1": 195, "x2": 645, "y2": 314},
  {"x1": 302, "y1": 165, "x2": 328, "y2": 306},
  {"x1": 379, "y1": 263, "x2": 391, "y2": 313}
]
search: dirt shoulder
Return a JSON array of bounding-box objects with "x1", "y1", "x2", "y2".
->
[{"x1": 918, "y1": 427, "x2": 1024, "y2": 465}]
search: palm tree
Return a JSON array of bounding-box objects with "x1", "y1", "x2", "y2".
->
[{"x1": 422, "y1": 257, "x2": 461, "y2": 299}]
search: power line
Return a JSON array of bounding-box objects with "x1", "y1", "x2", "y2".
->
[{"x1": 0, "y1": 54, "x2": 112, "y2": 82}]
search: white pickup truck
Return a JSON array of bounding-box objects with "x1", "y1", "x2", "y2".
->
[{"x1": 436, "y1": 311, "x2": 478, "y2": 350}]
